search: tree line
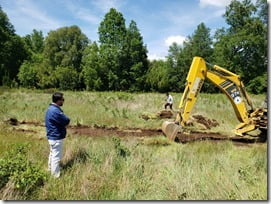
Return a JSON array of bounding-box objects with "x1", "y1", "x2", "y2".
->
[{"x1": 0, "y1": 0, "x2": 267, "y2": 93}]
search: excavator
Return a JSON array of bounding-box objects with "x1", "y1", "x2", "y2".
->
[{"x1": 162, "y1": 57, "x2": 268, "y2": 141}]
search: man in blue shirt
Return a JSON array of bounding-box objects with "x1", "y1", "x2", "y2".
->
[{"x1": 45, "y1": 92, "x2": 70, "y2": 178}]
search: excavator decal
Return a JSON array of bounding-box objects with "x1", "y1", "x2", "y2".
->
[{"x1": 226, "y1": 85, "x2": 242, "y2": 104}]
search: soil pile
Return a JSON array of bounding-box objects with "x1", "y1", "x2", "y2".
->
[
  {"x1": 192, "y1": 115, "x2": 219, "y2": 129},
  {"x1": 141, "y1": 110, "x2": 173, "y2": 120}
]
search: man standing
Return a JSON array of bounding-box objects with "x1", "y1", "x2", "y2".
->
[
  {"x1": 165, "y1": 92, "x2": 173, "y2": 110},
  {"x1": 45, "y1": 92, "x2": 70, "y2": 178}
]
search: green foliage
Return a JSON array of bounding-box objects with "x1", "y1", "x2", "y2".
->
[
  {"x1": 23, "y1": 29, "x2": 44, "y2": 54},
  {"x1": 1, "y1": 1, "x2": 268, "y2": 93},
  {"x1": 18, "y1": 53, "x2": 43, "y2": 88},
  {"x1": 86, "y1": 8, "x2": 149, "y2": 91},
  {"x1": 55, "y1": 66, "x2": 79, "y2": 90},
  {"x1": 152, "y1": 22, "x2": 215, "y2": 93},
  {"x1": 256, "y1": 0, "x2": 268, "y2": 24},
  {"x1": 159, "y1": 0, "x2": 267, "y2": 94},
  {"x1": 213, "y1": 0, "x2": 267, "y2": 93},
  {"x1": 112, "y1": 137, "x2": 131, "y2": 158},
  {"x1": 81, "y1": 42, "x2": 102, "y2": 90},
  {"x1": 247, "y1": 72, "x2": 267, "y2": 94},
  {"x1": 0, "y1": 143, "x2": 47, "y2": 196},
  {"x1": 98, "y1": 8, "x2": 126, "y2": 45},
  {"x1": 38, "y1": 26, "x2": 88, "y2": 89},
  {"x1": 146, "y1": 60, "x2": 169, "y2": 92},
  {"x1": 0, "y1": 7, "x2": 29, "y2": 86},
  {"x1": 44, "y1": 26, "x2": 88, "y2": 70},
  {"x1": 124, "y1": 20, "x2": 149, "y2": 91}
]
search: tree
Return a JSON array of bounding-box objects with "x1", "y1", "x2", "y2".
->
[
  {"x1": 18, "y1": 30, "x2": 45, "y2": 88},
  {"x1": 41, "y1": 25, "x2": 89, "y2": 89},
  {"x1": 146, "y1": 60, "x2": 169, "y2": 92},
  {"x1": 98, "y1": 8, "x2": 127, "y2": 90},
  {"x1": 81, "y1": 42, "x2": 103, "y2": 90},
  {"x1": 81, "y1": 9, "x2": 150, "y2": 92},
  {"x1": 18, "y1": 54, "x2": 43, "y2": 88},
  {"x1": 213, "y1": 0, "x2": 267, "y2": 93},
  {"x1": 256, "y1": 0, "x2": 268, "y2": 25},
  {"x1": 166, "y1": 43, "x2": 183, "y2": 92},
  {"x1": 23, "y1": 29, "x2": 44, "y2": 54},
  {"x1": 124, "y1": 20, "x2": 149, "y2": 91},
  {"x1": 0, "y1": 6, "x2": 29, "y2": 86},
  {"x1": 165, "y1": 22, "x2": 214, "y2": 92}
]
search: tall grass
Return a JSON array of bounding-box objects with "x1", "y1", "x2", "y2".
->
[
  {"x1": 0, "y1": 124, "x2": 267, "y2": 200},
  {"x1": 0, "y1": 88, "x2": 267, "y2": 200},
  {"x1": 0, "y1": 87, "x2": 266, "y2": 132}
]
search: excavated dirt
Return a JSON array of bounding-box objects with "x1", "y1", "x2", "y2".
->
[
  {"x1": 69, "y1": 125, "x2": 161, "y2": 138},
  {"x1": 69, "y1": 126, "x2": 265, "y2": 146},
  {"x1": 192, "y1": 115, "x2": 219, "y2": 129},
  {"x1": 5, "y1": 118, "x2": 267, "y2": 145},
  {"x1": 141, "y1": 110, "x2": 174, "y2": 120}
]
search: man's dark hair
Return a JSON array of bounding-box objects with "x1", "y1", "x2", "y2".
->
[{"x1": 52, "y1": 92, "x2": 64, "y2": 103}]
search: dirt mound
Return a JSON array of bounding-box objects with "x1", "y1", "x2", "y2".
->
[
  {"x1": 141, "y1": 110, "x2": 173, "y2": 120},
  {"x1": 6, "y1": 118, "x2": 19, "y2": 125},
  {"x1": 5, "y1": 118, "x2": 42, "y2": 126},
  {"x1": 192, "y1": 115, "x2": 219, "y2": 129},
  {"x1": 158, "y1": 110, "x2": 174, "y2": 118}
]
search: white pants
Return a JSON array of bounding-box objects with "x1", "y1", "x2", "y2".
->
[{"x1": 48, "y1": 139, "x2": 63, "y2": 178}]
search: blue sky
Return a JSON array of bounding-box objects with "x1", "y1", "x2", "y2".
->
[{"x1": 0, "y1": 0, "x2": 261, "y2": 60}]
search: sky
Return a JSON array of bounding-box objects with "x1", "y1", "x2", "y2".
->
[{"x1": 0, "y1": 0, "x2": 264, "y2": 60}]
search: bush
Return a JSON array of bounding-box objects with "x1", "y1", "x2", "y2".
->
[
  {"x1": 247, "y1": 73, "x2": 267, "y2": 94},
  {"x1": 0, "y1": 143, "x2": 47, "y2": 196},
  {"x1": 55, "y1": 66, "x2": 79, "y2": 90}
]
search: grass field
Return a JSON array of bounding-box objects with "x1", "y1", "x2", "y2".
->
[{"x1": 0, "y1": 88, "x2": 267, "y2": 200}]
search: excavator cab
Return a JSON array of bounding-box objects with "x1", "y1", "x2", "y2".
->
[{"x1": 162, "y1": 57, "x2": 267, "y2": 141}]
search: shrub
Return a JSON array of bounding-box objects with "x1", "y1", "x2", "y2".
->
[
  {"x1": 247, "y1": 73, "x2": 267, "y2": 94},
  {"x1": 0, "y1": 143, "x2": 47, "y2": 196}
]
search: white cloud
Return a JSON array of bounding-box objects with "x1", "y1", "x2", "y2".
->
[
  {"x1": 147, "y1": 53, "x2": 166, "y2": 61},
  {"x1": 165, "y1": 35, "x2": 186, "y2": 46},
  {"x1": 4, "y1": 0, "x2": 63, "y2": 35},
  {"x1": 65, "y1": 2, "x2": 100, "y2": 25},
  {"x1": 199, "y1": 0, "x2": 232, "y2": 8},
  {"x1": 17, "y1": 1, "x2": 62, "y2": 29}
]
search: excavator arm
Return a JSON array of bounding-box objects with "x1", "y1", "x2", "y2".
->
[{"x1": 162, "y1": 57, "x2": 267, "y2": 141}]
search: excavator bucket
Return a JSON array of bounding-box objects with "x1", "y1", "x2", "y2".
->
[{"x1": 162, "y1": 121, "x2": 182, "y2": 141}]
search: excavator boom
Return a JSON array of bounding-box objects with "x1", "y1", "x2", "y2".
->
[{"x1": 162, "y1": 57, "x2": 267, "y2": 141}]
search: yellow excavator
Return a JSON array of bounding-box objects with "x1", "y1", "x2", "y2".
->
[{"x1": 162, "y1": 57, "x2": 268, "y2": 141}]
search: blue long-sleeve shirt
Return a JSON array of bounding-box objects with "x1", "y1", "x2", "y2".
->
[{"x1": 45, "y1": 103, "x2": 70, "y2": 140}]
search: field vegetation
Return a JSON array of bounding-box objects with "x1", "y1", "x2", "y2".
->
[{"x1": 0, "y1": 88, "x2": 267, "y2": 200}]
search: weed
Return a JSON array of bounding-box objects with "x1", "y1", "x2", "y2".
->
[
  {"x1": 0, "y1": 143, "x2": 47, "y2": 199},
  {"x1": 112, "y1": 137, "x2": 131, "y2": 158}
]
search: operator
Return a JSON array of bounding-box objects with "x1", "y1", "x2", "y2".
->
[
  {"x1": 165, "y1": 92, "x2": 173, "y2": 110},
  {"x1": 45, "y1": 92, "x2": 70, "y2": 178}
]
